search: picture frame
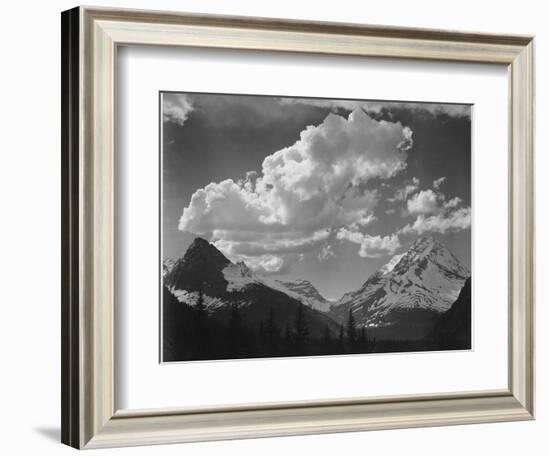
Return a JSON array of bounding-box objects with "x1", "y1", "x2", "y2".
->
[{"x1": 61, "y1": 6, "x2": 535, "y2": 449}]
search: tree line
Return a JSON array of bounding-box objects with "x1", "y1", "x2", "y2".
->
[{"x1": 163, "y1": 287, "x2": 376, "y2": 362}]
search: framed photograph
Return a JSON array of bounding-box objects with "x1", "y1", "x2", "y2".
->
[
  {"x1": 160, "y1": 92, "x2": 472, "y2": 363},
  {"x1": 61, "y1": 6, "x2": 535, "y2": 449}
]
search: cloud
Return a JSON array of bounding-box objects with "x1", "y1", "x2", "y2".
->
[
  {"x1": 280, "y1": 98, "x2": 471, "y2": 119},
  {"x1": 400, "y1": 208, "x2": 471, "y2": 235},
  {"x1": 444, "y1": 196, "x2": 462, "y2": 209},
  {"x1": 364, "y1": 101, "x2": 471, "y2": 119},
  {"x1": 433, "y1": 177, "x2": 446, "y2": 189},
  {"x1": 407, "y1": 189, "x2": 440, "y2": 215},
  {"x1": 163, "y1": 93, "x2": 194, "y2": 126},
  {"x1": 279, "y1": 97, "x2": 364, "y2": 112},
  {"x1": 238, "y1": 171, "x2": 259, "y2": 192},
  {"x1": 388, "y1": 177, "x2": 420, "y2": 202},
  {"x1": 317, "y1": 244, "x2": 335, "y2": 262},
  {"x1": 179, "y1": 109, "x2": 413, "y2": 266},
  {"x1": 212, "y1": 229, "x2": 330, "y2": 257},
  {"x1": 401, "y1": 184, "x2": 470, "y2": 235},
  {"x1": 336, "y1": 228, "x2": 401, "y2": 258},
  {"x1": 245, "y1": 254, "x2": 284, "y2": 273}
]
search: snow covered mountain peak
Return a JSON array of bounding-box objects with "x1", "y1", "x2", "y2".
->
[
  {"x1": 331, "y1": 237, "x2": 470, "y2": 330},
  {"x1": 410, "y1": 235, "x2": 438, "y2": 251},
  {"x1": 390, "y1": 236, "x2": 469, "y2": 279},
  {"x1": 222, "y1": 264, "x2": 331, "y2": 313},
  {"x1": 403, "y1": 236, "x2": 447, "y2": 263},
  {"x1": 163, "y1": 238, "x2": 340, "y2": 339},
  {"x1": 274, "y1": 279, "x2": 331, "y2": 313}
]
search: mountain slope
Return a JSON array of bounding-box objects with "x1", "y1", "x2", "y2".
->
[
  {"x1": 163, "y1": 238, "x2": 339, "y2": 338},
  {"x1": 162, "y1": 258, "x2": 176, "y2": 278},
  {"x1": 273, "y1": 279, "x2": 331, "y2": 313},
  {"x1": 431, "y1": 278, "x2": 472, "y2": 349},
  {"x1": 164, "y1": 237, "x2": 231, "y2": 297},
  {"x1": 220, "y1": 260, "x2": 331, "y2": 312},
  {"x1": 330, "y1": 237, "x2": 469, "y2": 339}
]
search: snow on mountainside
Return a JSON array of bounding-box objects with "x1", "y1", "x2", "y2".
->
[
  {"x1": 163, "y1": 236, "x2": 469, "y2": 341},
  {"x1": 378, "y1": 252, "x2": 405, "y2": 275},
  {"x1": 164, "y1": 237, "x2": 231, "y2": 300},
  {"x1": 163, "y1": 238, "x2": 340, "y2": 337},
  {"x1": 222, "y1": 261, "x2": 259, "y2": 292},
  {"x1": 331, "y1": 236, "x2": 470, "y2": 330},
  {"x1": 221, "y1": 260, "x2": 331, "y2": 312},
  {"x1": 273, "y1": 279, "x2": 332, "y2": 313},
  {"x1": 162, "y1": 258, "x2": 176, "y2": 277}
]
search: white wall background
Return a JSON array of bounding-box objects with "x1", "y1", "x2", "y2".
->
[{"x1": 0, "y1": 0, "x2": 546, "y2": 454}]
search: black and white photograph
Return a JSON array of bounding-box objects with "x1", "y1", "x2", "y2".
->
[{"x1": 161, "y1": 92, "x2": 472, "y2": 362}]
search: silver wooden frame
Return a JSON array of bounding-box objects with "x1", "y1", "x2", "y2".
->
[{"x1": 61, "y1": 6, "x2": 535, "y2": 449}]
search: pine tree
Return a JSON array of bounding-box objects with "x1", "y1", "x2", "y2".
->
[
  {"x1": 294, "y1": 304, "x2": 309, "y2": 354},
  {"x1": 265, "y1": 307, "x2": 279, "y2": 355},
  {"x1": 322, "y1": 324, "x2": 331, "y2": 350},
  {"x1": 283, "y1": 323, "x2": 293, "y2": 355},
  {"x1": 346, "y1": 308, "x2": 356, "y2": 350},
  {"x1": 338, "y1": 324, "x2": 344, "y2": 352},
  {"x1": 227, "y1": 303, "x2": 243, "y2": 357},
  {"x1": 229, "y1": 303, "x2": 241, "y2": 332},
  {"x1": 196, "y1": 288, "x2": 205, "y2": 312},
  {"x1": 258, "y1": 320, "x2": 266, "y2": 355},
  {"x1": 359, "y1": 326, "x2": 367, "y2": 351},
  {"x1": 193, "y1": 288, "x2": 210, "y2": 358}
]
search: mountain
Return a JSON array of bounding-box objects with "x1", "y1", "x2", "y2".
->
[
  {"x1": 164, "y1": 237, "x2": 231, "y2": 298},
  {"x1": 330, "y1": 236, "x2": 469, "y2": 340},
  {"x1": 162, "y1": 258, "x2": 176, "y2": 277},
  {"x1": 273, "y1": 279, "x2": 331, "y2": 313},
  {"x1": 430, "y1": 278, "x2": 472, "y2": 349},
  {"x1": 221, "y1": 264, "x2": 331, "y2": 311},
  {"x1": 163, "y1": 238, "x2": 340, "y2": 339}
]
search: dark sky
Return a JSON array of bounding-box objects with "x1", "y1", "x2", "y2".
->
[{"x1": 161, "y1": 92, "x2": 471, "y2": 300}]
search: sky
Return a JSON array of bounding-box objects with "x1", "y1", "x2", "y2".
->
[{"x1": 161, "y1": 92, "x2": 471, "y2": 301}]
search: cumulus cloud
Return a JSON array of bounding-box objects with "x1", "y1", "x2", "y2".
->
[
  {"x1": 238, "y1": 171, "x2": 259, "y2": 192},
  {"x1": 163, "y1": 94, "x2": 194, "y2": 126},
  {"x1": 444, "y1": 196, "x2": 462, "y2": 209},
  {"x1": 179, "y1": 109, "x2": 413, "y2": 267},
  {"x1": 388, "y1": 177, "x2": 420, "y2": 202},
  {"x1": 245, "y1": 254, "x2": 285, "y2": 273},
  {"x1": 400, "y1": 208, "x2": 471, "y2": 235},
  {"x1": 407, "y1": 189, "x2": 440, "y2": 215},
  {"x1": 433, "y1": 177, "x2": 446, "y2": 189},
  {"x1": 399, "y1": 182, "x2": 470, "y2": 236},
  {"x1": 336, "y1": 228, "x2": 401, "y2": 258}
]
